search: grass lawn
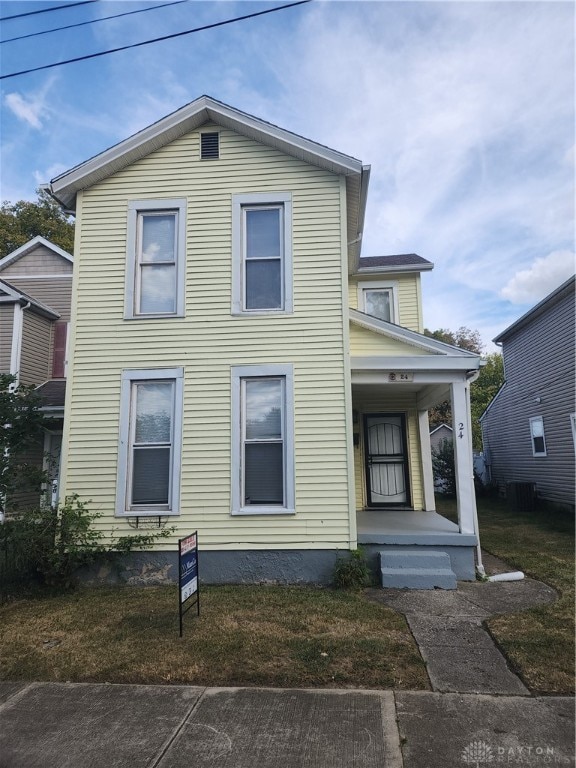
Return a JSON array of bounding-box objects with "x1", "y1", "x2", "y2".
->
[
  {"x1": 0, "y1": 584, "x2": 429, "y2": 690},
  {"x1": 437, "y1": 494, "x2": 575, "y2": 695}
]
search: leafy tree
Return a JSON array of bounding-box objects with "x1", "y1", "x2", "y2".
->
[
  {"x1": 424, "y1": 328, "x2": 503, "y2": 450},
  {"x1": 0, "y1": 374, "x2": 49, "y2": 515},
  {"x1": 0, "y1": 189, "x2": 74, "y2": 257},
  {"x1": 470, "y1": 352, "x2": 504, "y2": 449},
  {"x1": 424, "y1": 326, "x2": 483, "y2": 353}
]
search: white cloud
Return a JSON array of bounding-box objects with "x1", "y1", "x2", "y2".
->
[
  {"x1": 500, "y1": 250, "x2": 575, "y2": 304},
  {"x1": 4, "y1": 93, "x2": 45, "y2": 129}
]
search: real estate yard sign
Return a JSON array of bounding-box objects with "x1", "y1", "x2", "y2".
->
[{"x1": 178, "y1": 532, "x2": 200, "y2": 637}]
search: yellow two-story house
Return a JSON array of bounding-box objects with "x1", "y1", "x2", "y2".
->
[{"x1": 47, "y1": 96, "x2": 481, "y2": 588}]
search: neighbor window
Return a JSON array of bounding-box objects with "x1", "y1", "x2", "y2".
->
[
  {"x1": 232, "y1": 193, "x2": 293, "y2": 314},
  {"x1": 529, "y1": 416, "x2": 547, "y2": 457},
  {"x1": 231, "y1": 364, "x2": 294, "y2": 514},
  {"x1": 116, "y1": 368, "x2": 183, "y2": 515},
  {"x1": 125, "y1": 199, "x2": 186, "y2": 318},
  {"x1": 358, "y1": 281, "x2": 398, "y2": 323}
]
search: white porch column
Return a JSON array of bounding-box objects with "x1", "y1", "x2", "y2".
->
[
  {"x1": 450, "y1": 380, "x2": 477, "y2": 535},
  {"x1": 418, "y1": 410, "x2": 436, "y2": 511}
]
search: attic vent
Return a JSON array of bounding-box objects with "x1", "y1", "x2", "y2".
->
[{"x1": 201, "y1": 132, "x2": 219, "y2": 159}]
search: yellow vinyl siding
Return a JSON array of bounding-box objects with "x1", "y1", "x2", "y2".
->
[
  {"x1": 349, "y1": 322, "x2": 436, "y2": 356},
  {"x1": 352, "y1": 393, "x2": 424, "y2": 511},
  {"x1": 63, "y1": 126, "x2": 353, "y2": 549},
  {"x1": 19, "y1": 310, "x2": 51, "y2": 386},
  {"x1": 349, "y1": 274, "x2": 423, "y2": 331}
]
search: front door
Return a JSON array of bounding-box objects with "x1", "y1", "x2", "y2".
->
[{"x1": 364, "y1": 414, "x2": 410, "y2": 506}]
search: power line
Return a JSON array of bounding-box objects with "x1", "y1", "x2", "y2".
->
[
  {"x1": 0, "y1": 0, "x2": 312, "y2": 80},
  {"x1": 0, "y1": 1, "x2": 98, "y2": 23},
  {"x1": 1, "y1": 0, "x2": 190, "y2": 45}
]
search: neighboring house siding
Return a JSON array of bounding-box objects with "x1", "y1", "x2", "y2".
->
[
  {"x1": 1, "y1": 246, "x2": 72, "y2": 276},
  {"x1": 349, "y1": 274, "x2": 422, "y2": 330},
  {"x1": 5, "y1": 278, "x2": 72, "y2": 321},
  {"x1": 63, "y1": 125, "x2": 353, "y2": 549},
  {"x1": 430, "y1": 425, "x2": 453, "y2": 452},
  {"x1": 482, "y1": 286, "x2": 575, "y2": 507},
  {"x1": 0, "y1": 304, "x2": 14, "y2": 372},
  {"x1": 349, "y1": 323, "x2": 434, "y2": 356},
  {"x1": 19, "y1": 310, "x2": 52, "y2": 386}
]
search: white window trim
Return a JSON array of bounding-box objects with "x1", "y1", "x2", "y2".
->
[
  {"x1": 529, "y1": 415, "x2": 547, "y2": 457},
  {"x1": 231, "y1": 192, "x2": 293, "y2": 315},
  {"x1": 231, "y1": 363, "x2": 295, "y2": 515},
  {"x1": 116, "y1": 367, "x2": 183, "y2": 516},
  {"x1": 357, "y1": 280, "x2": 399, "y2": 324},
  {"x1": 125, "y1": 199, "x2": 186, "y2": 319},
  {"x1": 570, "y1": 413, "x2": 576, "y2": 451}
]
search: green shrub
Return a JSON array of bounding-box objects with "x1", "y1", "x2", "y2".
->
[
  {"x1": 333, "y1": 549, "x2": 370, "y2": 589},
  {"x1": 431, "y1": 438, "x2": 456, "y2": 496},
  {"x1": 4, "y1": 495, "x2": 173, "y2": 589}
]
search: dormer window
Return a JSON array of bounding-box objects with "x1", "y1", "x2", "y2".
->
[{"x1": 358, "y1": 281, "x2": 399, "y2": 324}]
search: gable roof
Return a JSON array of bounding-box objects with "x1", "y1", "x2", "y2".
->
[
  {"x1": 494, "y1": 274, "x2": 575, "y2": 344},
  {"x1": 430, "y1": 424, "x2": 453, "y2": 435},
  {"x1": 46, "y1": 95, "x2": 370, "y2": 266},
  {"x1": 0, "y1": 278, "x2": 60, "y2": 320},
  {"x1": 356, "y1": 254, "x2": 434, "y2": 274},
  {"x1": 0, "y1": 236, "x2": 73, "y2": 271},
  {"x1": 350, "y1": 308, "x2": 481, "y2": 359}
]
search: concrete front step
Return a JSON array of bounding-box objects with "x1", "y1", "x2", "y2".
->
[
  {"x1": 380, "y1": 550, "x2": 457, "y2": 589},
  {"x1": 380, "y1": 566, "x2": 457, "y2": 590}
]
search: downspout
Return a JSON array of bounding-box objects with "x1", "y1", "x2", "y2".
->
[{"x1": 465, "y1": 368, "x2": 484, "y2": 576}]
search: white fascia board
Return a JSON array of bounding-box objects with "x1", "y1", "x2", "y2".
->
[
  {"x1": 50, "y1": 95, "x2": 363, "y2": 210},
  {"x1": 351, "y1": 355, "x2": 481, "y2": 372},
  {"x1": 430, "y1": 424, "x2": 453, "y2": 435},
  {"x1": 350, "y1": 308, "x2": 480, "y2": 358},
  {"x1": 356, "y1": 262, "x2": 435, "y2": 274},
  {"x1": 0, "y1": 236, "x2": 73, "y2": 269},
  {"x1": 479, "y1": 381, "x2": 506, "y2": 422}
]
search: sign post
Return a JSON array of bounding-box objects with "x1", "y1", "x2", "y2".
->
[{"x1": 178, "y1": 531, "x2": 200, "y2": 637}]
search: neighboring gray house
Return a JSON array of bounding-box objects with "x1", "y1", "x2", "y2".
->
[
  {"x1": 430, "y1": 423, "x2": 453, "y2": 452},
  {"x1": 0, "y1": 236, "x2": 73, "y2": 513},
  {"x1": 481, "y1": 275, "x2": 575, "y2": 511}
]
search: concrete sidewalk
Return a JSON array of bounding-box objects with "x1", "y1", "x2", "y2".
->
[{"x1": 0, "y1": 682, "x2": 574, "y2": 767}]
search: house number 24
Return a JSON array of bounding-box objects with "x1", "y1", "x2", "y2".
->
[{"x1": 458, "y1": 422, "x2": 464, "y2": 439}]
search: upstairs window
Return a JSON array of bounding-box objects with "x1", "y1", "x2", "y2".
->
[
  {"x1": 358, "y1": 281, "x2": 398, "y2": 323},
  {"x1": 232, "y1": 193, "x2": 293, "y2": 315},
  {"x1": 529, "y1": 416, "x2": 547, "y2": 457},
  {"x1": 51, "y1": 322, "x2": 68, "y2": 378},
  {"x1": 125, "y1": 199, "x2": 186, "y2": 318}
]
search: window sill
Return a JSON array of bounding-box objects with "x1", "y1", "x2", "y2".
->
[
  {"x1": 231, "y1": 309, "x2": 293, "y2": 317},
  {"x1": 232, "y1": 506, "x2": 296, "y2": 516},
  {"x1": 116, "y1": 509, "x2": 180, "y2": 517}
]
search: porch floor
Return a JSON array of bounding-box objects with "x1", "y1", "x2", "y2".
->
[{"x1": 356, "y1": 509, "x2": 477, "y2": 546}]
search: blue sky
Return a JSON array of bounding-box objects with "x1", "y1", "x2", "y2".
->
[{"x1": 1, "y1": 0, "x2": 574, "y2": 349}]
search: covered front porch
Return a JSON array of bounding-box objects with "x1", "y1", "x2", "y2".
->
[{"x1": 349, "y1": 314, "x2": 482, "y2": 585}]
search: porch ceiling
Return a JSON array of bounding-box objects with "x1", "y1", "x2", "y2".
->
[{"x1": 352, "y1": 382, "x2": 451, "y2": 408}]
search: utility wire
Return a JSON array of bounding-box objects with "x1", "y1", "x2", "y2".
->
[
  {"x1": 1, "y1": 0, "x2": 190, "y2": 45},
  {"x1": 0, "y1": 0, "x2": 311, "y2": 80},
  {"x1": 0, "y1": 1, "x2": 98, "y2": 23}
]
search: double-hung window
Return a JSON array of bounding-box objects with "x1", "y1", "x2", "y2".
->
[
  {"x1": 126, "y1": 199, "x2": 186, "y2": 318},
  {"x1": 232, "y1": 193, "x2": 293, "y2": 314},
  {"x1": 358, "y1": 281, "x2": 399, "y2": 323},
  {"x1": 529, "y1": 416, "x2": 547, "y2": 457},
  {"x1": 116, "y1": 368, "x2": 183, "y2": 516},
  {"x1": 231, "y1": 364, "x2": 295, "y2": 515}
]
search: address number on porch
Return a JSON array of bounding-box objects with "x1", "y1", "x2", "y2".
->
[{"x1": 387, "y1": 372, "x2": 413, "y2": 382}]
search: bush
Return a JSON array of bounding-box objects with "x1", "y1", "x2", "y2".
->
[
  {"x1": 333, "y1": 549, "x2": 370, "y2": 589},
  {"x1": 432, "y1": 438, "x2": 456, "y2": 496},
  {"x1": 4, "y1": 495, "x2": 173, "y2": 589}
]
